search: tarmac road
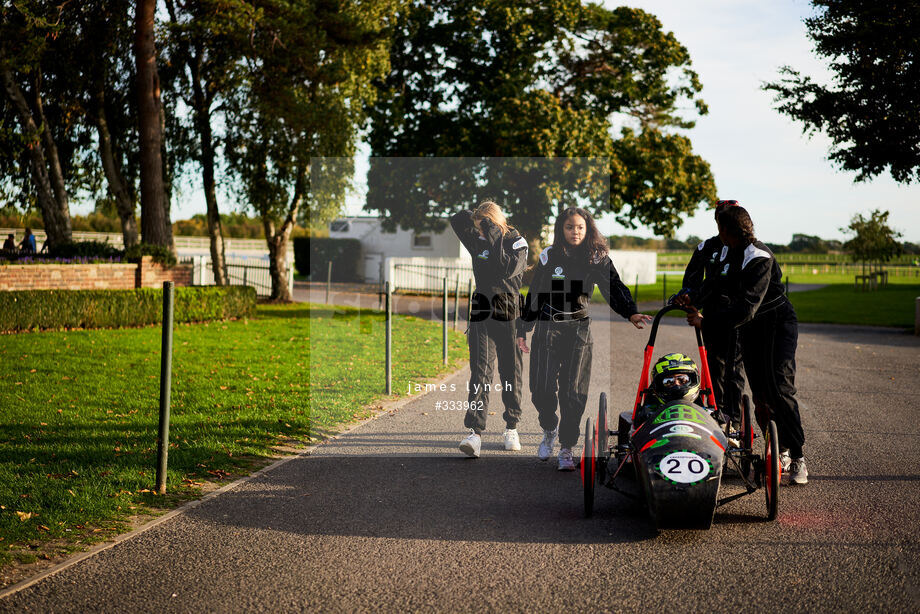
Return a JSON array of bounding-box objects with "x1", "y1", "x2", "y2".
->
[{"x1": 2, "y1": 304, "x2": 919, "y2": 613}]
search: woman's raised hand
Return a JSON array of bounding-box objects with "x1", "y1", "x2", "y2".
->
[{"x1": 629, "y1": 313, "x2": 652, "y2": 329}]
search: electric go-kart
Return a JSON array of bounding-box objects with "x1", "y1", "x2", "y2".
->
[{"x1": 581, "y1": 304, "x2": 781, "y2": 529}]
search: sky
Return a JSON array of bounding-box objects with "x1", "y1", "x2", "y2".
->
[{"x1": 145, "y1": 0, "x2": 917, "y2": 245}]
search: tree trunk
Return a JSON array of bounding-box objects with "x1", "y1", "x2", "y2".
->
[
  {"x1": 34, "y1": 72, "x2": 71, "y2": 228},
  {"x1": 0, "y1": 68, "x2": 72, "y2": 247},
  {"x1": 93, "y1": 87, "x2": 139, "y2": 248},
  {"x1": 134, "y1": 0, "x2": 170, "y2": 247},
  {"x1": 261, "y1": 166, "x2": 305, "y2": 302},
  {"x1": 190, "y1": 47, "x2": 228, "y2": 285}
]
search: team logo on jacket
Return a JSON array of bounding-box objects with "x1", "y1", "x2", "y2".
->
[
  {"x1": 478, "y1": 249, "x2": 489, "y2": 260},
  {"x1": 721, "y1": 263, "x2": 730, "y2": 276},
  {"x1": 552, "y1": 266, "x2": 565, "y2": 279}
]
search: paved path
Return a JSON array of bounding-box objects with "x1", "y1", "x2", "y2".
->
[{"x1": 2, "y1": 306, "x2": 919, "y2": 612}]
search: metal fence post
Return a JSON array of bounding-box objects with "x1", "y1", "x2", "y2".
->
[
  {"x1": 442, "y1": 276, "x2": 448, "y2": 365},
  {"x1": 386, "y1": 282, "x2": 392, "y2": 393},
  {"x1": 453, "y1": 277, "x2": 460, "y2": 330},
  {"x1": 155, "y1": 281, "x2": 174, "y2": 495},
  {"x1": 662, "y1": 273, "x2": 667, "y2": 306},
  {"x1": 325, "y1": 262, "x2": 332, "y2": 304}
]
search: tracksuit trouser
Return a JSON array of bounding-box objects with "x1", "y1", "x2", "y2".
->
[
  {"x1": 529, "y1": 318, "x2": 593, "y2": 449},
  {"x1": 740, "y1": 303, "x2": 805, "y2": 458},
  {"x1": 464, "y1": 318, "x2": 523, "y2": 433},
  {"x1": 701, "y1": 320, "x2": 746, "y2": 422}
]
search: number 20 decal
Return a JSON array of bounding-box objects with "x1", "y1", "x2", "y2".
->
[{"x1": 657, "y1": 451, "x2": 711, "y2": 484}]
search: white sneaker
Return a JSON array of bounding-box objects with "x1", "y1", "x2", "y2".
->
[
  {"x1": 789, "y1": 457, "x2": 808, "y2": 485},
  {"x1": 727, "y1": 422, "x2": 741, "y2": 449},
  {"x1": 780, "y1": 449, "x2": 792, "y2": 473},
  {"x1": 538, "y1": 429, "x2": 557, "y2": 461},
  {"x1": 459, "y1": 429, "x2": 481, "y2": 458},
  {"x1": 503, "y1": 428, "x2": 521, "y2": 451},
  {"x1": 557, "y1": 447, "x2": 575, "y2": 471}
]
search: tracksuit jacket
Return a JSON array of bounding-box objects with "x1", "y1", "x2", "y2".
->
[{"x1": 705, "y1": 240, "x2": 805, "y2": 457}]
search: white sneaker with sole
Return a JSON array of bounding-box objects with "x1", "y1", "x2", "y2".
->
[
  {"x1": 557, "y1": 447, "x2": 575, "y2": 471},
  {"x1": 503, "y1": 428, "x2": 521, "y2": 451},
  {"x1": 789, "y1": 457, "x2": 808, "y2": 485},
  {"x1": 459, "y1": 429, "x2": 481, "y2": 458},
  {"x1": 538, "y1": 429, "x2": 557, "y2": 461},
  {"x1": 780, "y1": 449, "x2": 792, "y2": 473}
]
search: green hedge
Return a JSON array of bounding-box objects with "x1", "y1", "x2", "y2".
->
[
  {"x1": 293, "y1": 237, "x2": 364, "y2": 282},
  {"x1": 0, "y1": 286, "x2": 256, "y2": 332}
]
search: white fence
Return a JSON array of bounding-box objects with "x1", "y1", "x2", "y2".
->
[
  {"x1": 0, "y1": 228, "x2": 273, "y2": 255},
  {"x1": 185, "y1": 255, "x2": 294, "y2": 298},
  {"x1": 385, "y1": 257, "x2": 474, "y2": 295}
]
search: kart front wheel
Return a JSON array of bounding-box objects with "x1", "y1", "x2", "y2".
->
[
  {"x1": 764, "y1": 420, "x2": 780, "y2": 521},
  {"x1": 582, "y1": 417, "x2": 595, "y2": 518}
]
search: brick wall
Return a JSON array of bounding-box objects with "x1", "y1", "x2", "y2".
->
[
  {"x1": 136, "y1": 256, "x2": 193, "y2": 288},
  {"x1": 0, "y1": 257, "x2": 192, "y2": 291}
]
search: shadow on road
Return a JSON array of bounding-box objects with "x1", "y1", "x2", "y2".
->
[{"x1": 180, "y1": 454, "x2": 787, "y2": 545}]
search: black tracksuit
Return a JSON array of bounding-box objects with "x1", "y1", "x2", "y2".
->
[
  {"x1": 706, "y1": 241, "x2": 805, "y2": 458},
  {"x1": 683, "y1": 236, "x2": 746, "y2": 421},
  {"x1": 450, "y1": 211, "x2": 528, "y2": 433},
  {"x1": 518, "y1": 245, "x2": 638, "y2": 449}
]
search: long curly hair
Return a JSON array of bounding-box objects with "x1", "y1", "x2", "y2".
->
[
  {"x1": 717, "y1": 205, "x2": 756, "y2": 244},
  {"x1": 552, "y1": 207, "x2": 608, "y2": 260}
]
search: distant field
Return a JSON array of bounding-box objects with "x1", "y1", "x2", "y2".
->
[
  {"x1": 789, "y1": 284, "x2": 920, "y2": 328},
  {"x1": 658, "y1": 251, "x2": 920, "y2": 267}
]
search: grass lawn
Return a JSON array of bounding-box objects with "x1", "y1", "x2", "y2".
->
[
  {"x1": 788, "y1": 284, "x2": 920, "y2": 328},
  {"x1": 0, "y1": 303, "x2": 465, "y2": 571}
]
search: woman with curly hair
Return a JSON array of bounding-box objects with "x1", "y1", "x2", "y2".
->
[{"x1": 517, "y1": 207, "x2": 650, "y2": 470}]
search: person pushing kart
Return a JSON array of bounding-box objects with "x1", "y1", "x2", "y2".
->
[
  {"x1": 685, "y1": 205, "x2": 808, "y2": 485},
  {"x1": 450, "y1": 201, "x2": 529, "y2": 458},
  {"x1": 677, "y1": 200, "x2": 747, "y2": 430},
  {"x1": 517, "y1": 207, "x2": 651, "y2": 471}
]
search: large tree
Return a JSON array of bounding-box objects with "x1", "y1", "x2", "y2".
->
[
  {"x1": 366, "y1": 1, "x2": 716, "y2": 249},
  {"x1": 224, "y1": 0, "x2": 399, "y2": 301},
  {"x1": 71, "y1": 0, "x2": 140, "y2": 248},
  {"x1": 764, "y1": 1, "x2": 920, "y2": 184},
  {"x1": 135, "y1": 0, "x2": 173, "y2": 249},
  {"x1": 0, "y1": 2, "x2": 74, "y2": 247},
  {"x1": 161, "y1": 0, "x2": 250, "y2": 285}
]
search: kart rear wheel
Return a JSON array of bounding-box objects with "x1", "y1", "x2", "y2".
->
[
  {"x1": 582, "y1": 417, "x2": 595, "y2": 518},
  {"x1": 597, "y1": 393, "x2": 608, "y2": 485},
  {"x1": 740, "y1": 394, "x2": 755, "y2": 477},
  {"x1": 764, "y1": 420, "x2": 780, "y2": 521}
]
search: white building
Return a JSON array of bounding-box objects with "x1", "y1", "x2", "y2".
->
[{"x1": 328, "y1": 216, "x2": 469, "y2": 284}]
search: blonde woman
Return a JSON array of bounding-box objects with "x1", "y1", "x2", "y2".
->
[{"x1": 449, "y1": 201, "x2": 529, "y2": 458}]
